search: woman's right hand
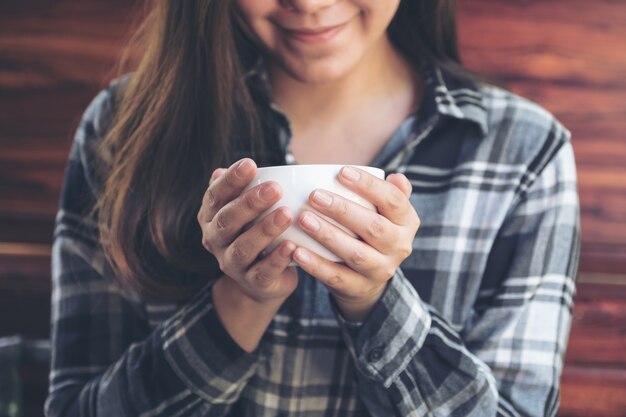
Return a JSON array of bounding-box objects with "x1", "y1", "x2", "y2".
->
[{"x1": 197, "y1": 158, "x2": 298, "y2": 307}]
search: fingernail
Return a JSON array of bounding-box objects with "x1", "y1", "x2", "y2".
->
[
  {"x1": 235, "y1": 159, "x2": 253, "y2": 178},
  {"x1": 273, "y1": 209, "x2": 290, "y2": 227},
  {"x1": 341, "y1": 166, "x2": 360, "y2": 181},
  {"x1": 312, "y1": 190, "x2": 332, "y2": 207},
  {"x1": 260, "y1": 183, "x2": 278, "y2": 201},
  {"x1": 294, "y1": 248, "x2": 311, "y2": 264},
  {"x1": 301, "y1": 213, "x2": 320, "y2": 231}
]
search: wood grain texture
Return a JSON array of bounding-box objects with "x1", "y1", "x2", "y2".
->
[
  {"x1": 560, "y1": 366, "x2": 626, "y2": 417},
  {"x1": 565, "y1": 283, "x2": 626, "y2": 367},
  {"x1": 0, "y1": 0, "x2": 140, "y2": 245}
]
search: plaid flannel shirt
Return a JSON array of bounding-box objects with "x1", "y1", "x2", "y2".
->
[{"x1": 46, "y1": 64, "x2": 580, "y2": 417}]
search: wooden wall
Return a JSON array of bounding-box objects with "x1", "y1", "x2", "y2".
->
[{"x1": 1, "y1": 0, "x2": 625, "y2": 416}]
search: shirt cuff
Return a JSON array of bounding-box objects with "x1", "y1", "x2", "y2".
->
[
  {"x1": 160, "y1": 281, "x2": 265, "y2": 404},
  {"x1": 332, "y1": 268, "x2": 432, "y2": 388}
]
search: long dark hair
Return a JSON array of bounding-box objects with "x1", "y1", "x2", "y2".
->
[{"x1": 97, "y1": 0, "x2": 465, "y2": 301}]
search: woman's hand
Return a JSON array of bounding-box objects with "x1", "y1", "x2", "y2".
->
[
  {"x1": 197, "y1": 158, "x2": 298, "y2": 307},
  {"x1": 292, "y1": 166, "x2": 420, "y2": 322}
]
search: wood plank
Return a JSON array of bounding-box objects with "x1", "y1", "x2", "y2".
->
[
  {"x1": 566, "y1": 281, "x2": 626, "y2": 366},
  {"x1": 0, "y1": 0, "x2": 139, "y2": 247},
  {"x1": 560, "y1": 365, "x2": 626, "y2": 417},
  {"x1": 0, "y1": 217, "x2": 54, "y2": 245}
]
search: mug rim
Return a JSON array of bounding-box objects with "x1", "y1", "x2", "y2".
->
[{"x1": 256, "y1": 164, "x2": 384, "y2": 175}]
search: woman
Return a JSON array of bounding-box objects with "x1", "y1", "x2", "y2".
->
[{"x1": 46, "y1": 0, "x2": 580, "y2": 416}]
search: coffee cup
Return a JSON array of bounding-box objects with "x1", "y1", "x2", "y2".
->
[{"x1": 246, "y1": 164, "x2": 385, "y2": 263}]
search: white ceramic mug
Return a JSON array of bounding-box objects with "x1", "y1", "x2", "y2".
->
[
  {"x1": 248, "y1": 164, "x2": 385, "y2": 262},
  {"x1": 246, "y1": 164, "x2": 385, "y2": 263}
]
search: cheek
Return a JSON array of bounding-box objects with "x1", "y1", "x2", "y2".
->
[
  {"x1": 359, "y1": 1, "x2": 401, "y2": 33},
  {"x1": 234, "y1": 0, "x2": 269, "y2": 16}
]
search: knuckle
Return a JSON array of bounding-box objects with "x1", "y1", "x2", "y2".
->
[
  {"x1": 200, "y1": 224, "x2": 217, "y2": 252},
  {"x1": 335, "y1": 198, "x2": 349, "y2": 217},
  {"x1": 349, "y1": 249, "x2": 368, "y2": 267},
  {"x1": 244, "y1": 191, "x2": 261, "y2": 211},
  {"x1": 327, "y1": 273, "x2": 343, "y2": 288},
  {"x1": 250, "y1": 268, "x2": 273, "y2": 288},
  {"x1": 398, "y1": 243, "x2": 413, "y2": 260},
  {"x1": 214, "y1": 211, "x2": 229, "y2": 232},
  {"x1": 366, "y1": 218, "x2": 385, "y2": 240},
  {"x1": 379, "y1": 264, "x2": 396, "y2": 280},
  {"x1": 385, "y1": 191, "x2": 404, "y2": 211},
  {"x1": 205, "y1": 188, "x2": 218, "y2": 209},
  {"x1": 201, "y1": 236, "x2": 213, "y2": 252},
  {"x1": 229, "y1": 242, "x2": 253, "y2": 265},
  {"x1": 319, "y1": 230, "x2": 335, "y2": 247},
  {"x1": 414, "y1": 212, "x2": 421, "y2": 229},
  {"x1": 268, "y1": 252, "x2": 287, "y2": 269},
  {"x1": 261, "y1": 215, "x2": 279, "y2": 237},
  {"x1": 217, "y1": 258, "x2": 230, "y2": 275},
  {"x1": 224, "y1": 170, "x2": 240, "y2": 188},
  {"x1": 265, "y1": 252, "x2": 280, "y2": 269}
]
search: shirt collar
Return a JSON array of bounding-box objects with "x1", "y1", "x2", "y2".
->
[{"x1": 423, "y1": 64, "x2": 489, "y2": 136}]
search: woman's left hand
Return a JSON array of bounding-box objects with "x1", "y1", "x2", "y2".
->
[{"x1": 293, "y1": 166, "x2": 420, "y2": 322}]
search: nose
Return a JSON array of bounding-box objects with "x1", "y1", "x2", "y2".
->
[{"x1": 282, "y1": 0, "x2": 336, "y2": 13}]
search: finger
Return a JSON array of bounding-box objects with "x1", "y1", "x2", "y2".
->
[
  {"x1": 297, "y1": 210, "x2": 391, "y2": 280},
  {"x1": 222, "y1": 206, "x2": 293, "y2": 272},
  {"x1": 211, "y1": 181, "x2": 284, "y2": 248},
  {"x1": 245, "y1": 240, "x2": 296, "y2": 288},
  {"x1": 338, "y1": 166, "x2": 416, "y2": 226},
  {"x1": 386, "y1": 173, "x2": 412, "y2": 198},
  {"x1": 210, "y1": 167, "x2": 227, "y2": 185},
  {"x1": 201, "y1": 158, "x2": 256, "y2": 222},
  {"x1": 292, "y1": 246, "x2": 370, "y2": 298},
  {"x1": 308, "y1": 189, "x2": 397, "y2": 252},
  {"x1": 198, "y1": 168, "x2": 229, "y2": 225}
]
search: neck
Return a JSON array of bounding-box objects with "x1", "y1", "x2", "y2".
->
[{"x1": 267, "y1": 36, "x2": 418, "y2": 132}]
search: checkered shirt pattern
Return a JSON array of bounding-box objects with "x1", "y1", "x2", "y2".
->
[{"x1": 45, "y1": 65, "x2": 579, "y2": 417}]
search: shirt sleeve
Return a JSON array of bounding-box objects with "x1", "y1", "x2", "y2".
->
[
  {"x1": 45, "y1": 86, "x2": 265, "y2": 417},
  {"x1": 333, "y1": 136, "x2": 580, "y2": 416}
]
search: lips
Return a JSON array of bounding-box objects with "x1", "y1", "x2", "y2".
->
[{"x1": 280, "y1": 22, "x2": 348, "y2": 44}]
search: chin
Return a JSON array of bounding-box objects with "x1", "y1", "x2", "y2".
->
[{"x1": 280, "y1": 55, "x2": 360, "y2": 85}]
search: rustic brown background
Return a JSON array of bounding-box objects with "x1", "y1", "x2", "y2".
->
[{"x1": 1, "y1": 0, "x2": 625, "y2": 416}]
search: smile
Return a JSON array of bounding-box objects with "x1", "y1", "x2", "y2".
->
[{"x1": 280, "y1": 21, "x2": 349, "y2": 45}]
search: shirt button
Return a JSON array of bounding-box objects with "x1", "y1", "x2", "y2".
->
[{"x1": 367, "y1": 346, "x2": 384, "y2": 362}]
